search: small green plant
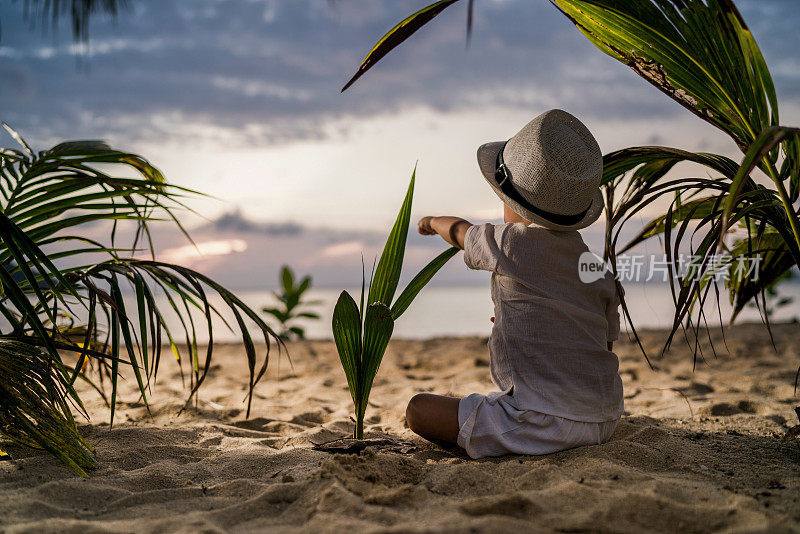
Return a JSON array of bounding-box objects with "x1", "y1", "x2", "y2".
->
[
  {"x1": 332, "y1": 169, "x2": 458, "y2": 439},
  {"x1": 262, "y1": 266, "x2": 320, "y2": 340}
]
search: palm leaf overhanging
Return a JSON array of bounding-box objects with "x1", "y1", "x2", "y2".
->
[
  {"x1": 341, "y1": 0, "x2": 464, "y2": 91},
  {"x1": 552, "y1": 0, "x2": 800, "y2": 355},
  {"x1": 343, "y1": 0, "x2": 800, "y2": 362},
  {"x1": 332, "y1": 170, "x2": 459, "y2": 439},
  {"x1": 1, "y1": 0, "x2": 127, "y2": 45},
  {"x1": 0, "y1": 125, "x2": 281, "y2": 475}
]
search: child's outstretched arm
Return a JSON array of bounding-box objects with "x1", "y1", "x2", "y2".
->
[{"x1": 418, "y1": 216, "x2": 472, "y2": 249}]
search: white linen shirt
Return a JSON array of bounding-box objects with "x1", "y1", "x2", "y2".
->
[{"x1": 464, "y1": 222, "x2": 623, "y2": 422}]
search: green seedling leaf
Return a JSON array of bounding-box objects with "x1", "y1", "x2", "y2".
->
[
  {"x1": 262, "y1": 266, "x2": 319, "y2": 340},
  {"x1": 332, "y1": 169, "x2": 457, "y2": 439},
  {"x1": 332, "y1": 291, "x2": 362, "y2": 408},
  {"x1": 356, "y1": 302, "x2": 394, "y2": 437},
  {"x1": 368, "y1": 166, "x2": 415, "y2": 307},
  {"x1": 392, "y1": 247, "x2": 460, "y2": 319}
]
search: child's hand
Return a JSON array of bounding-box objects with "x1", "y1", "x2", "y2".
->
[
  {"x1": 417, "y1": 216, "x2": 472, "y2": 249},
  {"x1": 418, "y1": 216, "x2": 436, "y2": 235}
]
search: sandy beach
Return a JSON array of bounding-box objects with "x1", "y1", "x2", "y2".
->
[{"x1": 2, "y1": 322, "x2": 800, "y2": 533}]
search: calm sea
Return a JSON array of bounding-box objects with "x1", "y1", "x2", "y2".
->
[
  {"x1": 5, "y1": 284, "x2": 798, "y2": 344},
  {"x1": 144, "y1": 282, "x2": 800, "y2": 343}
]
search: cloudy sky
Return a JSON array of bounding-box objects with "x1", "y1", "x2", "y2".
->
[{"x1": 1, "y1": 0, "x2": 799, "y2": 289}]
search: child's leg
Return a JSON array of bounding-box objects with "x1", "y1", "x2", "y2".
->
[{"x1": 405, "y1": 394, "x2": 461, "y2": 444}]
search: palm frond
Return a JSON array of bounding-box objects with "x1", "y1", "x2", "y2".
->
[
  {"x1": 1, "y1": 126, "x2": 282, "y2": 474},
  {"x1": 552, "y1": 0, "x2": 778, "y2": 153},
  {"x1": 601, "y1": 143, "x2": 798, "y2": 358},
  {"x1": 4, "y1": 0, "x2": 128, "y2": 45},
  {"x1": 721, "y1": 126, "x2": 800, "y2": 256},
  {"x1": 367, "y1": 167, "x2": 415, "y2": 307},
  {"x1": 391, "y1": 246, "x2": 459, "y2": 319},
  {"x1": 727, "y1": 230, "x2": 795, "y2": 321},
  {"x1": 341, "y1": 0, "x2": 463, "y2": 91},
  {"x1": 0, "y1": 340, "x2": 95, "y2": 477}
]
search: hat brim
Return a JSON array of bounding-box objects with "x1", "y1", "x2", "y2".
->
[{"x1": 476, "y1": 141, "x2": 604, "y2": 231}]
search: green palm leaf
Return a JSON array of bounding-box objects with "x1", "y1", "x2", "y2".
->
[
  {"x1": 0, "y1": 340, "x2": 96, "y2": 477},
  {"x1": 721, "y1": 126, "x2": 800, "y2": 256},
  {"x1": 331, "y1": 170, "x2": 457, "y2": 439},
  {"x1": 356, "y1": 302, "x2": 394, "y2": 436},
  {"x1": 727, "y1": 231, "x2": 794, "y2": 321},
  {"x1": 263, "y1": 266, "x2": 319, "y2": 340},
  {"x1": 552, "y1": 0, "x2": 778, "y2": 152},
  {"x1": 601, "y1": 143, "x2": 798, "y2": 359},
  {"x1": 342, "y1": 0, "x2": 463, "y2": 91},
  {"x1": 281, "y1": 266, "x2": 294, "y2": 296},
  {"x1": 332, "y1": 290, "x2": 362, "y2": 408},
  {"x1": 392, "y1": 246, "x2": 459, "y2": 319},
  {"x1": 620, "y1": 196, "x2": 721, "y2": 254},
  {"x1": 367, "y1": 167, "x2": 415, "y2": 307},
  {"x1": 0, "y1": 126, "x2": 282, "y2": 474}
]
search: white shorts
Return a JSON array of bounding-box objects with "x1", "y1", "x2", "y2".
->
[{"x1": 457, "y1": 391, "x2": 618, "y2": 459}]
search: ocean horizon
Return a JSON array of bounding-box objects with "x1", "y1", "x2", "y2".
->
[{"x1": 139, "y1": 281, "x2": 800, "y2": 344}]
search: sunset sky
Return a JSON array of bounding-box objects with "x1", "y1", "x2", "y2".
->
[{"x1": 2, "y1": 0, "x2": 799, "y2": 289}]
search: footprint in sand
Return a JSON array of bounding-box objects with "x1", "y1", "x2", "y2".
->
[
  {"x1": 676, "y1": 382, "x2": 715, "y2": 397},
  {"x1": 459, "y1": 493, "x2": 540, "y2": 518},
  {"x1": 289, "y1": 411, "x2": 327, "y2": 426},
  {"x1": 703, "y1": 400, "x2": 764, "y2": 416}
]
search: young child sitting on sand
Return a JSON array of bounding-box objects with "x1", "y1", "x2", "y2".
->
[{"x1": 406, "y1": 109, "x2": 623, "y2": 458}]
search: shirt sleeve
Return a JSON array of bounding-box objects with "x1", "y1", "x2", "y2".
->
[
  {"x1": 463, "y1": 223, "x2": 504, "y2": 272},
  {"x1": 606, "y1": 282, "x2": 623, "y2": 342}
]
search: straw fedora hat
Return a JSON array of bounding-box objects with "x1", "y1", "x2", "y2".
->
[{"x1": 476, "y1": 109, "x2": 604, "y2": 231}]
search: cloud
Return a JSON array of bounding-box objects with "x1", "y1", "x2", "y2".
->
[
  {"x1": 319, "y1": 240, "x2": 365, "y2": 258},
  {"x1": 59, "y1": 208, "x2": 498, "y2": 290},
  {"x1": 158, "y1": 238, "x2": 248, "y2": 264},
  {"x1": 2, "y1": 0, "x2": 796, "y2": 149},
  {"x1": 207, "y1": 209, "x2": 304, "y2": 236},
  {"x1": 2, "y1": 0, "x2": 797, "y2": 267},
  {"x1": 0, "y1": 62, "x2": 35, "y2": 104}
]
